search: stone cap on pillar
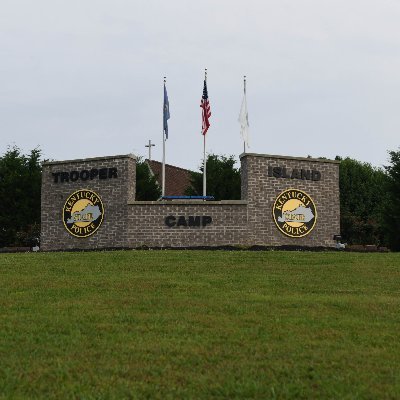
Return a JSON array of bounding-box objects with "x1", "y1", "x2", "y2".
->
[
  {"x1": 239, "y1": 153, "x2": 340, "y2": 164},
  {"x1": 43, "y1": 154, "x2": 137, "y2": 166}
]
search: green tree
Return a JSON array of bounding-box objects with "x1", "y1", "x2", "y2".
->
[
  {"x1": 383, "y1": 149, "x2": 400, "y2": 250},
  {"x1": 135, "y1": 158, "x2": 161, "y2": 200},
  {"x1": 0, "y1": 146, "x2": 42, "y2": 247},
  {"x1": 185, "y1": 154, "x2": 241, "y2": 200},
  {"x1": 338, "y1": 157, "x2": 388, "y2": 245}
]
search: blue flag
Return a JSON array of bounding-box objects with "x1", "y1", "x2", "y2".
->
[{"x1": 163, "y1": 83, "x2": 170, "y2": 139}]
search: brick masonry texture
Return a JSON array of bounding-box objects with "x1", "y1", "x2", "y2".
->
[
  {"x1": 41, "y1": 153, "x2": 340, "y2": 250},
  {"x1": 127, "y1": 201, "x2": 248, "y2": 248},
  {"x1": 241, "y1": 154, "x2": 340, "y2": 247},
  {"x1": 41, "y1": 155, "x2": 136, "y2": 251}
]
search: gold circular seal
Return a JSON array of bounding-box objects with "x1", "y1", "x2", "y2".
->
[
  {"x1": 62, "y1": 189, "x2": 104, "y2": 238},
  {"x1": 272, "y1": 188, "x2": 317, "y2": 238}
]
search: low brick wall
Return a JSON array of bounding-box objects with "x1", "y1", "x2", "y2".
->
[{"x1": 128, "y1": 201, "x2": 248, "y2": 248}]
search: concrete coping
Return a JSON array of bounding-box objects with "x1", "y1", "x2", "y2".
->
[
  {"x1": 128, "y1": 200, "x2": 248, "y2": 205},
  {"x1": 239, "y1": 153, "x2": 340, "y2": 164},
  {"x1": 43, "y1": 154, "x2": 137, "y2": 166}
]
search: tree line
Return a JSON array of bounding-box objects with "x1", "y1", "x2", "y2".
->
[{"x1": 0, "y1": 146, "x2": 399, "y2": 250}]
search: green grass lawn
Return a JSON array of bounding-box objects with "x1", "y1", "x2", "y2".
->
[{"x1": 0, "y1": 251, "x2": 399, "y2": 399}]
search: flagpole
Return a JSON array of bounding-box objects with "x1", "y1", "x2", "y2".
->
[
  {"x1": 243, "y1": 75, "x2": 246, "y2": 154},
  {"x1": 203, "y1": 68, "x2": 207, "y2": 197},
  {"x1": 203, "y1": 134, "x2": 206, "y2": 196},
  {"x1": 162, "y1": 76, "x2": 166, "y2": 198}
]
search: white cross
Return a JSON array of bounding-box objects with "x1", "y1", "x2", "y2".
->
[{"x1": 145, "y1": 140, "x2": 156, "y2": 160}]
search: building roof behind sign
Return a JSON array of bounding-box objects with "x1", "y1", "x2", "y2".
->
[{"x1": 145, "y1": 160, "x2": 193, "y2": 196}]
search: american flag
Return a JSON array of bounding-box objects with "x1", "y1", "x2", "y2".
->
[{"x1": 200, "y1": 80, "x2": 211, "y2": 135}]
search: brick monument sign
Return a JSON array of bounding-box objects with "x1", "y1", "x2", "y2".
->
[{"x1": 41, "y1": 153, "x2": 340, "y2": 250}]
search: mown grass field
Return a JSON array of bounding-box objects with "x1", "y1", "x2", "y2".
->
[{"x1": 0, "y1": 250, "x2": 399, "y2": 399}]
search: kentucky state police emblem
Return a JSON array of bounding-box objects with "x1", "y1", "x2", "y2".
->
[
  {"x1": 63, "y1": 189, "x2": 104, "y2": 238},
  {"x1": 272, "y1": 189, "x2": 317, "y2": 238}
]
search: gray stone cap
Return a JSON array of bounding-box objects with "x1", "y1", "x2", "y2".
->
[
  {"x1": 239, "y1": 152, "x2": 340, "y2": 164},
  {"x1": 128, "y1": 200, "x2": 248, "y2": 205},
  {"x1": 43, "y1": 154, "x2": 137, "y2": 166}
]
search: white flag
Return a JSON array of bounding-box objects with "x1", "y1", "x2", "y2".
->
[{"x1": 238, "y1": 92, "x2": 250, "y2": 148}]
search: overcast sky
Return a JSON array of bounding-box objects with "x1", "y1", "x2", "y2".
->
[{"x1": 1, "y1": 0, "x2": 399, "y2": 170}]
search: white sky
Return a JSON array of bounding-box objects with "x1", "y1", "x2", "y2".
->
[{"x1": 1, "y1": 0, "x2": 399, "y2": 170}]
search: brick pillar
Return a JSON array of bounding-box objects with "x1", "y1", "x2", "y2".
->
[
  {"x1": 240, "y1": 153, "x2": 340, "y2": 247},
  {"x1": 41, "y1": 154, "x2": 136, "y2": 251}
]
